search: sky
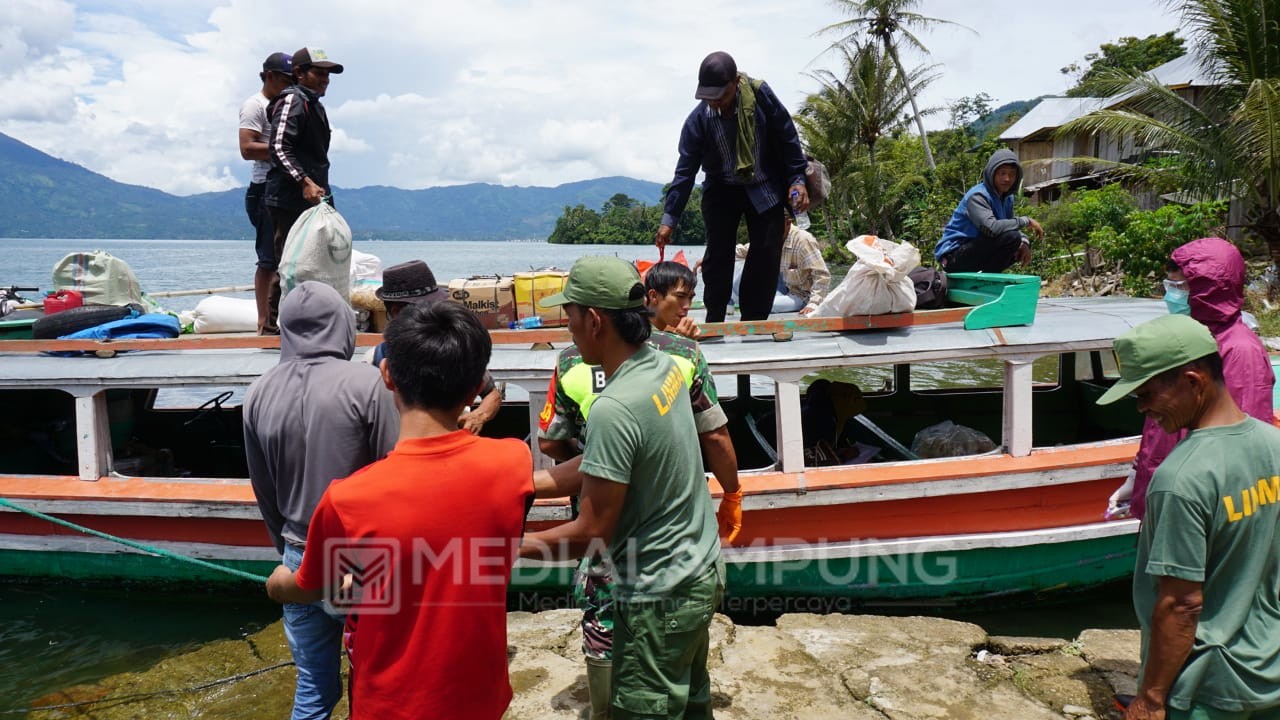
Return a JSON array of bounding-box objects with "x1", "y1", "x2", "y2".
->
[{"x1": 0, "y1": 0, "x2": 1184, "y2": 196}]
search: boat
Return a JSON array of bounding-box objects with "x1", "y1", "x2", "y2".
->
[{"x1": 0, "y1": 289, "x2": 1184, "y2": 605}]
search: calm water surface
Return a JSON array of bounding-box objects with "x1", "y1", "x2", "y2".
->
[{"x1": 1, "y1": 237, "x2": 1132, "y2": 714}]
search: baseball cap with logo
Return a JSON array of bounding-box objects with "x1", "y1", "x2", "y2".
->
[
  {"x1": 695, "y1": 51, "x2": 738, "y2": 100},
  {"x1": 538, "y1": 256, "x2": 646, "y2": 310},
  {"x1": 261, "y1": 52, "x2": 293, "y2": 76},
  {"x1": 292, "y1": 47, "x2": 344, "y2": 74},
  {"x1": 1096, "y1": 314, "x2": 1219, "y2": 405}
]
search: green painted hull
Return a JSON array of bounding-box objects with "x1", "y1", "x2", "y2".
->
[{"x1": 0, "y1": 532, "x2": 1136, "y2": 605}]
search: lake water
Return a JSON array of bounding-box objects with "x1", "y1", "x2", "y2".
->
[
  {"x1": 0, "y1": 237, "x2": 1135, "y2": 713},
  {"x1": 3, "y1": 237, "x2": 702, "y2": 313}
]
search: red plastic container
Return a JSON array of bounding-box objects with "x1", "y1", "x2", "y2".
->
[{"x1": 43, "y1": 289, "x2": 83, "y2": 315}]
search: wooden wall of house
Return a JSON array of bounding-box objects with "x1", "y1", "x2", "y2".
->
[{"x1": 1018, "y1": 140, "x2": 1054, "y2": 186}]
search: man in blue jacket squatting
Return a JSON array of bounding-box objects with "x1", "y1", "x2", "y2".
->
[{"x1": 934, "y1": 148, "x2": 1044, "y2": 273}]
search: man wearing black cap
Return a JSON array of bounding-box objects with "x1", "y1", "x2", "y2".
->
[
  {"x1": 263, "y1": 47, "x2": 344, "y2": 334},
  {"x1": 656, "y1": 50, "x2": 809, "y2": 323},
  {"x1": 239, "y1": 51, "x2": 294, "y2": 335},
  {"x1": 371, "y1": 260, "x2": 504, "y2": 434}
]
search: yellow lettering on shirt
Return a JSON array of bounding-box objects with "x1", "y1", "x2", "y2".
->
[
  {"x1": 651, "y1": 366, "x2": 684, "y2": 416},
  {"x1": 1223, "y1": 495, "x2": 1244, "y2": 523},
  {"x1": 1258, "y1": 476, "x2": 1280, "y2": 506}
]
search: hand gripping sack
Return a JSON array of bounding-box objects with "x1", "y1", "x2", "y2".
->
[
  {"x1": 279, "y1": 202, "x2": 353, "y2": 303},
  {"x1": 813, "y1": 235, "x2": 920, "y2": 317},
  {"x1": 51, "y1": 251, "x2": 144, "y2": 306}
]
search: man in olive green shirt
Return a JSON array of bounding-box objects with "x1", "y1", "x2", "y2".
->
[
  {"x1": 520, "y1": 256, "x2": 723, "y2": 720},
  {"x1": 1099, "y1": 314, "x2": 1280, "y2": 720}
]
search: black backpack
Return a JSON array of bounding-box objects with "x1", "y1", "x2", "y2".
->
[{"x1": 909, "y1": 267, "x2": 948, "y2": 310}]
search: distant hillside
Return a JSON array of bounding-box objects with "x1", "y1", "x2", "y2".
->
[
  {"x1": 970, "y1": 98, "x2": 1043, "y2": 140},
  {"x1": 0, "y1": 132, "x2": 663, "y2": 240}
]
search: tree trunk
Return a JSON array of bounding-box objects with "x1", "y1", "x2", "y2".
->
[{"x1": 887, "y1": 40, "x2": 936, "y2": 172}]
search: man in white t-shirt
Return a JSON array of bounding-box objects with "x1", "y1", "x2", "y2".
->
[{"x1": 239, "y1": 52, "x2": 295, "y2": 335}]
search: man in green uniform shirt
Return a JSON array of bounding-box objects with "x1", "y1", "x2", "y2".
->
[
  {"x1": 1098, "y1": 314, "x2": 1280, "y2": 720},
  {"x1": 521, "y1": 256, "x2": 723, "y2": 720}
]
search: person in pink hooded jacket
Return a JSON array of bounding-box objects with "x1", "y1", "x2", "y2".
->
[{"x1": 1107, "y1": 237, "x2": 1276, "y2": 520}]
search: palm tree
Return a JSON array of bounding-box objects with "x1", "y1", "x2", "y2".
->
[
  {"x1": 1059, "y1": 0, "x2": 1280, "y2": 272},
  {"x1": 796, "y1": 43, "x2": 936, "y2": 238},
  {"x1": 821, "y1": 0, "x2": 969, "y2": 172}
]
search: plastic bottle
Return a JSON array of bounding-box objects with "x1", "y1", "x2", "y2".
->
[
  {"x1": 508, "y1": 316, "x2": 543, "y2": 329},
  {"x1": 789, "y1": 189, "x2": 811, "y2": 231}
]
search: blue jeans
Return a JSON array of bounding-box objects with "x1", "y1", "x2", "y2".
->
[{"x1": 282, "y1": 544, "x2": 344, "y2": 720}]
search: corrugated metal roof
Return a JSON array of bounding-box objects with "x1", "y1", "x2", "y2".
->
[{"x1": 999, "y1": 97, "x2": 1104, "y2": 142}]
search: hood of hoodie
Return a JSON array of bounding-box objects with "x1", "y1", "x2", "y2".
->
[
  {"x1": 279, "y1": 281, "x2": 354, "y2": 362},
  {"x1": 1171, "y1": 237, "x2": 1246, "y2": 333},
  {"x1": 981, "y1": 148, "x2": 1023, "y2": 201}
]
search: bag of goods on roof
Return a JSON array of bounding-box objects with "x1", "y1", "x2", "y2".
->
[
  {"x1": 190, "y1": 296, "x2": 257, "y2": 334},
  {"x1": 813, "y1": 235, "x2": 919, "y2": 317},
  {"x1": 279, "y1": 202, "x2": 353, "y2": 304},
  {"x1": 51, "y1": 251, "x2": 144, "y2": 307}
]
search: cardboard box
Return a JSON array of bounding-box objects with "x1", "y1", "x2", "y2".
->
[
  {"x1": 448, "y1": 276, "x2": 516, "y2": 329},
  {"x1": 514, "y1": 271, "x2": 570, "y2": 327}
]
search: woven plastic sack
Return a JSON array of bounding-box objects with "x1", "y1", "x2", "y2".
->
[
  {"x1": 279, "y1": 202, "x2": 353, "y2": 303},
  {"x1": 51, "y1": 251, "x2": 144, "y2": 306},
  {"x1": 191, "y1": 296, "x2": 257, "y2": 334},
  {"x1": 813, "y1": 235, "x2": 919, "y2": 317}
]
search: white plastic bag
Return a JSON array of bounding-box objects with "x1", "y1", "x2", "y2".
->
[
  {"x1": 350, "y1": 249, "x2": 382, "y2": 287},
  {"x1": 813, "y1": 235, "x2": 920, "y2": 317},
  {"x1": 191, "y1": 295, "x2": 258, "y2": 334},
  {"x1": 279, "y1": 202, "x2": 353, "y2": 303}
]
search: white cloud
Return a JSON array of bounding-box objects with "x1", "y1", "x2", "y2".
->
[{"x1": 0, "y1": 0, "x2": 1181, "y2": 195}]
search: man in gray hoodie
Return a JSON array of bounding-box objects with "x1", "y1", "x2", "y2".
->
[
  {"x1": 243, "y1": 281, "x2": 399, "y2": 720},
  {"x1": 934, "y1": 148, "x2": 1044, "y2": 273}
]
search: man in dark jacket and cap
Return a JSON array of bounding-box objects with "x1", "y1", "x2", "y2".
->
[
  {"x1": 243, "y1": 281, "x2": 398, "y2": 720},
  {"x1": 935, "y1": 148, "x2": 1044, "y2": 273},
  {"x1": 263, "y1": 47, "x2": 344, "y2": 334}
]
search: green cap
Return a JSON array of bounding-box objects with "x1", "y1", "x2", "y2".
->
[
  {"x1": 538, "y1": 256, "x2": 646, "y2": 310},
  {"x1": 1096, "y1": 314, "x2": 1218, "y2": 405}
]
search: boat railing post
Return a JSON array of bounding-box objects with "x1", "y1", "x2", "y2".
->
[
  {"x1": 71, "y1": 389, "x2": 112, "y2": 481},
  {"x1": 525, "y1": 385, "x2": 555, "y2": 471},
  {"x1": 1003, "y1": 356, "x2": 1036, "y2": 458},
  {"x1": 774, "y1": 379, "x2": 805, "y2": 475}
]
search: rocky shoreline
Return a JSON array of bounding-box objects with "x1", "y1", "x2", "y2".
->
[{"x1": 26, "y1": 610, "x2": 1139, "y2": 720}]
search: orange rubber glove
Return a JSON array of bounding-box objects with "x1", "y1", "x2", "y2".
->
[{"x1": 716, "y1": 490, "x2": 743, "y2": 544}]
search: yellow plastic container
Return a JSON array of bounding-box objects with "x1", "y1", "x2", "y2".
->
[{"x1": 513, "y1": 271, "x2": 569, "y2": 327}]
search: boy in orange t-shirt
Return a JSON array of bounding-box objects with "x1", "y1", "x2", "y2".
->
[{"x1": 266, "y1": 301, "x2": 534, "y2": 720}]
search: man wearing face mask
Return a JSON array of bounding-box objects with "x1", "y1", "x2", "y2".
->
[{"x1": 1106, "y1": 237, "x2": 1275, "y2": 521}]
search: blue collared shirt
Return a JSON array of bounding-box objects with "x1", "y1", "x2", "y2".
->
[{"x1": 661, "y1": 80, "x2": 808, "y2": 228}]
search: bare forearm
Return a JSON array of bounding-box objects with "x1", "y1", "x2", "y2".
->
[
  {"x1": 265, "y1": 565, "x2": 324, "y2": 604},
  {"x1": 520, "y1": 519, "x2": 601, "y2": 560},
  {"x1": 699, "y1": 427, "x2": 740, "y2": 493},
  {"x1": 1138, "y1": 592, "x2": 1201, "y2": 706},
  {"x1": 532, "y1": 455, "x2": 585, "y2": 498}
]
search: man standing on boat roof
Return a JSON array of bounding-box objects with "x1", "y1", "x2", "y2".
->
[
  {"x1": 1106, "y1": 237, "x2": 1275, "y2": 521},
  {"x1": 368, "y1": 259, "x2": 504, "y2": 434},
  {"x1": 535, "y1": 260, "x2": 740, "y2": 720},
  {"x1": 522, "y1": 256, "x2": 725, "y2": 719},
  {"x1": 656, "y1": 50, "x2": 810, "y2": 323},
  {"x1": 1097, "y1": 314, "x2": 1280, "y2": 720},
  {"x1": 244, "y1": 281, "x2": 398, "y2": 720},
  {"x1": 934, "y1": 148, "x2": 1044, "y2": 273},
  {"x1": 263, "y1": 47, "x2": 343, "y2": 334},
  {"x1": 239, "y1": 51, "x2": 295, "y2": 335}
]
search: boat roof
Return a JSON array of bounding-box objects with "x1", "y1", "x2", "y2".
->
[{"x1": 0, "y1": 297, "x2": 1166, "y2": 390}]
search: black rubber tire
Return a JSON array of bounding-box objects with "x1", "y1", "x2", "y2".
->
[{"x1": 32, "y1": 304, "x2": 135, "y2": 340}]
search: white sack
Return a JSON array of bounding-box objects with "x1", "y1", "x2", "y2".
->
[
  {"x1": 350, "y1": 249, "x2": 382, "y2": 286},
  {"x1": 279, "y1": 202, "x2": 353, "y2": 303},
  {"x1": 191, "y1": 295, "x2": 258, "y2": 334},
  {"x1": 813, "y1": 235, "x2": 920, "y2": 317}
]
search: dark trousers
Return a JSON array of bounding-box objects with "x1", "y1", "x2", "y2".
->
[
  {"x1": 265, "y1": 205, "x2": 306, "y2": 334},
  {"x1": 245, "y1": 182, "x2": 276, "y2": 270},
  {"x1": 701, "y1": 184, "x2": 785, "y2": 322},
  {"x1": 940, "y1": 229, "x2": 1023, "y2": 274}
]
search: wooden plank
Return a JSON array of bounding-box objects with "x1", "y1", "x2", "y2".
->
[
  {"x1": 700, "y1": 308, "x2": 973, "y2": 339},
  {"x1": 73, "y1": 391, "x2": 111, "y2": 482}
]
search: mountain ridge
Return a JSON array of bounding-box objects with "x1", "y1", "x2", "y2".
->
[{"x1": 0, "y1": 132, "x2": 663, "y2": 240}]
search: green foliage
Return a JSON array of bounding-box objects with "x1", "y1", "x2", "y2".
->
[
  {"x1": 1061, "y1": 32, "x2": 1186, "y2": 97},
  {"x1": 547, "y1": 188, "x2": 706, "y2": 246},
  {"x1": 1089, "y1": 201, "x2": 1227, "y2": 294}
]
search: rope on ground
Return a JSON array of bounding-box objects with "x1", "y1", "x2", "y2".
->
[
  {"x1": 0, "y1": 496, "x2": 270, "y2": 583},
  {"x1": 0, "y1": 661, "x2": 295, "y2": 714}
]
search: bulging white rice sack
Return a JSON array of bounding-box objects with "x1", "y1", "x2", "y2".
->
[
  {"x1": 813, "y1": 235, "x2": 920, "y2": 317},
  {"x1": 191, "y1": 295, "x2": 258, "y2": 334},
  {"x1": 279, "y1": 202, "x2": 353, "y2": 303}
]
